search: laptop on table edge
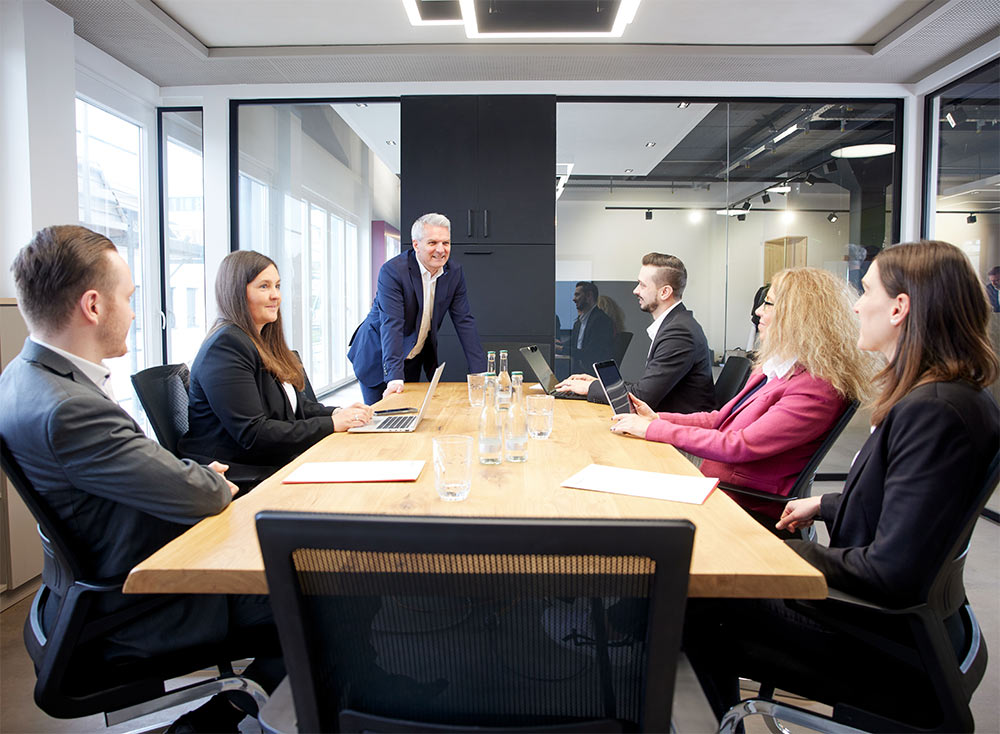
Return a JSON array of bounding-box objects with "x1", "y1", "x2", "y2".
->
[
  {"x1": 518, "y1": 345, "x2": 588, "y2": 401},
  {"x1": 348, "y1": 362, "x2": 446, "y2": 433}
]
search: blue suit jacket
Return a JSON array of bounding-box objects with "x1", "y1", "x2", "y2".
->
[{"x1": 348, "y1": 249, "x2": 486, "y2": 386}]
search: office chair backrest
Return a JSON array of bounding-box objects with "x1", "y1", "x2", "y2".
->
[
  {"x1": 257, "y1": 513, "x2": 695, "y2": 734},
  {"x1": 292, "y1": 350, "x2": 318, "y2": 403},
  {"x1": 714, "y1": 356, "x2": 752, "y2": 407},
  {"x1": 130, "y1": 364, "x2": 190, "y2": 456},
  {"x1": 612, "y1": 331, "x2": 633, "y2": 365},
  {"x1": 787, "y1": 399, "x2": 859, "y2": 500}
]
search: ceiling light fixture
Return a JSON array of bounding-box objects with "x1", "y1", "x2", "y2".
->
[
  {"x1": 355, "y1": 102, "x2": 368, "y2": 108},
  {"x1": 767, "y1": 185, "x2": 791, "y2": 194},
  {"x1": 624, "y1": 168, "x2": 634, "y2": 174},
  {"x1": 715, "y1": 209, "x2": 743, "y2": 216},
  {"x1": 644, "y1": 141, "x2": 656, "y2": 148},
  {"x1": 645, "y1": 210, "x2": 653, "y2": 221},
  {"x1": 804, "y1": 174, "x2": 817, "y2": 186},
  {"x1": 741, "y1": 201, "x2": 752, "y2": 210},
  {"x1": 781, "y1": 211, "x2": 795, "y2": 224},
  {"x1": 827, "y1": 212, "x2": 839, "y2": 223},
  {"x1": 688, "y1": 210, "x2": 703, "y2": 223},
  {"x1": 945, "y1": 112, "x2": 957, "y2": 128},
  {"x1": 402, "y1": 0, "x2": 464, "y2": 26},
  {"x1": 761, "y1": 193, "x2": 771, "y2": 205},
  {"x1": 831, "y1": 144, "x2": 896, "y2": 159},
  {"x1": 677, "y1": 102, "x2": 690, "y2": 109},
  {"x1": 386, "y1": 140, "x2": 398, "y2": 146},
  {"x1": 825, "y1": 161, "x2": 837, "y2": 175},
  {"x1": 458, "y1": 0, "x2": 642, "y2": 38},
  {"x1": 967, "y1": 213, "x2": 977, "y2": 224},
  {"x1": 772, "y1": 124, "x2": 799, "y2": 144},
  {"x1": 737, "y1": 213, "x2": 747, "y2": 222}
]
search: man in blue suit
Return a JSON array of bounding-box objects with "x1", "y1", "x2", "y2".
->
[{"x1": 349, "y1": 213, "x2": 486, "y2": 405}]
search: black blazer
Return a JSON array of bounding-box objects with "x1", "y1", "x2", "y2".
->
[
  {"x1": 791, "y1": 381, "x2": 999, "y2": 607},
  {"x1": 179, "y1": 325, "x2": 336, "y2": 482},
  {"x1": 587, "y1": 302, "x2": 716, "y2": 414},
  {"x1": 570, "y1": 306, "x2": 615, "y2": 375}
]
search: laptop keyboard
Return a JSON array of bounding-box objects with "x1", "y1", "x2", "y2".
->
[
  {"x1": 378, "y1": 414, "x2": 416, "y2": 430},
  {"x1": 554, "y1": 390, "x2": 588, "y2": 400}
]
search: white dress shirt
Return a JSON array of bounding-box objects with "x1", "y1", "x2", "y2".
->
[
  {"x1": 30, "y1": 336, "x2": 115, "y2": 400},
  {"x1": 388, "y1": 259, "x2": 444, "y2": 390},
  {"x1": 646, "y1": 300, "x2": 682, "y2": 357}
]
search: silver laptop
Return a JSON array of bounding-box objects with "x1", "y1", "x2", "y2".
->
[
  {"x1": 348, "y1": 362, "x2": 446, "y2": 433},
  {"x1": 519, "y1": 345, "x2": 588, "y2": 400}
]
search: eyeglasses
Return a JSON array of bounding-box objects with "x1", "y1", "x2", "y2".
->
[{"x1": 762, "y1": 299, "x2": 775, "y2": 309}]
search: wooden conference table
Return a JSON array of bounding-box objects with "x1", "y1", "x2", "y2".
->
[{"x1": 125, "y1": 382, "x2": 826, "y2": 600}]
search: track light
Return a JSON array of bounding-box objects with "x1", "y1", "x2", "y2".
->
[
  {"x1": 761, "y1": 193, "x2": 771, "y2": 205},
  {"x1": 645, "y1": 210, "x2": 653, "y2": 221},
  {"x1": 804, "y1": 174, "x2": 818, "y2": 186},
  {"x1": 742, "y1": 200, "x2": 752, "y2": 210},
  {"x1": 967, "y1": 213, "x2": 977, "y2": 224},
  {"x1": 736, "y1": 213, "x2": 746, "y2": 221},
  {"x1": 827, "y1": 212, "x2": 839, "y2": 223},
  {"x1": 677, "y1": 102, "x2": 690, "y2": 109},
  {"x1": 825, "y1": 161, "x2": 837, "y2": 175}
]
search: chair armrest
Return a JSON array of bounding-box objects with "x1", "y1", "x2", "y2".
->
[{"x1": 717, "y1": 482, "x2": 798, "y2": 504}]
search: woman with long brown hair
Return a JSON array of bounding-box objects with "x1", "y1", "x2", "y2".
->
[
  {"x1": 611, "y1": 266, "x2": 875, "y2": 529},
  {"x1": 685, "y1": 241, "x2": 999, "y2": 727},
  {"x1": 179, "y1": 251, "x2": 372, "y2": 487}
]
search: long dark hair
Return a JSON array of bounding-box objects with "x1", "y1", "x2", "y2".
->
[
  {"x1": 213, "y1": 250, "x2": 304, "y2": 391},
  {"x1": 870, "y1": 240, "x2": 998, "y2": 425}
]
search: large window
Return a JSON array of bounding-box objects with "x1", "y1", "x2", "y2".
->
[
  {"x1": 160, "y1": 109, "x2": 206, "y2": 365},
  {"x1": 76, "y1": 98, "x2": 146, "y2": 419},
  {"x1": 234, "y1": 102, "x2": 395, "y2": 396},
  {"x1": 924, "y1": 59, "x2": 999, "y2": 279}
]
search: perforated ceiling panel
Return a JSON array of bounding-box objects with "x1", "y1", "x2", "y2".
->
[{"x1": 46, "y1": 0, "x2": 1000, "y2": 87}]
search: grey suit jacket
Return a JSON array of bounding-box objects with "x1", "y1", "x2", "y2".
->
[{"x1": 0, "y1": 339, "x2": 234, "y2": 658}]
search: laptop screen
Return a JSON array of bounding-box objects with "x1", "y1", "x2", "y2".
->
[{"x1": 519, "y1": 346, "x2": 559, "y2": 393}]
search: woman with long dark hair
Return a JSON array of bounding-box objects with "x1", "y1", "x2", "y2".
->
[
  {"x1": 179, "y1": 251, "x2": 372, "y2": 487},
  {"x1": 685, "y1": 241, "x2": 999, "y2": 726}
]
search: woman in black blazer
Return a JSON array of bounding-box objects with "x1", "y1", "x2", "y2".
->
[
  {"x1": 179, "y1": 251, "x2": 372, "y2": 487},
  {"x1": 684, "y1": 240, "x2": 999, "y2": 725}
]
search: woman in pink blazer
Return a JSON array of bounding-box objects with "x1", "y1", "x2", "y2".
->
[{"x1": 612, "y1": 267, "x2": 875, "y2": 525}]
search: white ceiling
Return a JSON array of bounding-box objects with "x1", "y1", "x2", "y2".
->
[{"x1": 46, "y1": 0, "x2": 1000, "y2": 86}]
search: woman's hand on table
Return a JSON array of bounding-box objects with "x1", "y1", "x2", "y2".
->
[
  {"x1": 776, "y1": 496, "x2": 822, "y2": 532},
  {"x1": 332, "y1": 402, "x2": 374, "y2": 432},
  {"x1": 610, "y1": 412, "x2": 655, "y2": 439},
  {"x1": 627, "y1": 393, "x2": 657, "y2": 418}
]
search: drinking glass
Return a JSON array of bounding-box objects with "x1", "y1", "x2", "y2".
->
[
  {"x1": 525, "y1": 394, "x2": 555, "y2": 439},
  {"x1": 467, "y1": 373, "x2": 485, "y2": 407},
  {"x1": 433, "y1": 435, "x2": 473, "y2": 501}
]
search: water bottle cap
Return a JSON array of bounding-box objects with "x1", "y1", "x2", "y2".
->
[
  {"x1": 500, "y1": 349, "x2": 508, "y2": 354},
  {"x1": 512, "y1": 371, "x2": 523, "y2": 376},
  {"x1": 484, "y1": 371, "x2": 496, "y2": 377}
]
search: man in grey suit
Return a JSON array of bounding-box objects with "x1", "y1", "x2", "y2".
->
[
  {"x1": 0, "y1": 226, "x2": 280, "y2": 733},
  {"x1": 556, "y1": 253, "x2": 716, "y2": 413}
]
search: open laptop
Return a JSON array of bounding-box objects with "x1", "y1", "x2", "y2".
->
[
  {"x1": 349, "y1": 362, "x2": 446, "y2": 433},
  {"x1": 519, "y1": 345, "x2": 588, "y2": 400},
  {"x1": 594, "y1": 359, "x2": 636, "y2": 415}
]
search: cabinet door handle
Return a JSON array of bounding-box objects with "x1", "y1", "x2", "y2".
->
[
  {"x1": 467, "y1": 210, "x2": 474, "y2": 238},
  {"x1": 483, "y1": 209, "x2": 490, "y2": 238},
  {"x1": 464, "y1": 251, "x2": 494, "y2": 255}
]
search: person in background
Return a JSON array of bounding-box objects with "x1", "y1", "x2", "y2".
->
[
  {"x1": 569, "y1": 280, "x2": 615, "y2": 375},
  {"x1": 180, "y1": 250, "x2": 372, "y2": 489},
  {"x1": 986, "y1": 265, "x2": 999, "y2": 312},
  {"x1": 348, "y1": 213, "x2": 486, "y2": 405},
  {"x1": 597, "y1": 293, "x2": 626, "y2": 335},
  {"x1": 557, "y1": 253, "x2": 715, "y2": 413},
  {"x1": 0, "y1": 226, "x2": 283, "y2": 733},
  {"x1": 611, "y1": 267, "x2": 874, "y2": 529},
  {"x1": 684, "y1": 241, "x2": 999, "y2": 726}
]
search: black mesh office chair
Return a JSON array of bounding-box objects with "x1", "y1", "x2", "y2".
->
[
  {"x1": 256, "y1": 512, "x2": 695, "y2": 733},
  {"x1": 130, "y1": 363, "x2": 190, "y2": 457},
  {"x1": 719, "y1": 400, "x2": 859, "y2": 540},
  {"x1": 0, "y1": 442, "x2": 271, "y2": 727},
  {"x1": 713, "y1": 356, "x2": 752, "y2": 408},
  {"x1": 722, "y1": 450, "x2": 998, "y2": 733}
]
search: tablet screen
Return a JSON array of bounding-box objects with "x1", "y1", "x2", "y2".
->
[{"x1": 594, "y1": 360, "x2": 634, "y2": 415}]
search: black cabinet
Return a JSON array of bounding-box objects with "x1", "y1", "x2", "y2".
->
[{"x1": 401, "y1": 95, "x2": 555, "y2": 244}]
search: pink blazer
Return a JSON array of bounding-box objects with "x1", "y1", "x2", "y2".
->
[{"x1": 645, "y1": 368, "x2": 848, "y2": 518}]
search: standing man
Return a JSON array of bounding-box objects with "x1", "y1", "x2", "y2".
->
[
  {"x1": 349, "y1": 213, "x2": 486, "y2": 405},
  {"x1": 986, "y1": 266, "x2": 999, "y2": 313},
  {"x1": 557, "y1": 253, "x2": 716, "y2": 413},
  {"x1": 570, "y1": 281, "x2": 615, "y2": 375},
  {"x1": 0, "y1": 225, "x2": 282, "y2": 732}
]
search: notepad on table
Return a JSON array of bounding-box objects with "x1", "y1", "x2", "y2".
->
[
  {"x1": 561, "y1": 463, "x2": 717, "y2": 505},
  {"x1": 282, "y1": 460, "x2": 425, "y2": 484}
]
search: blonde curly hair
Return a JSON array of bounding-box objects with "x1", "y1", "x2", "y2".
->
[{"x1": 754, "y1": 267, "x2": 877, "y2": 402}]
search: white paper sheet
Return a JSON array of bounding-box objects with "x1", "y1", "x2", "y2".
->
[
  {"x1": 560, "y1": 463, "x2": 717, "y2": 505},
  {"x1": 282, "y1": 460, "x2": 425, "y2": 484}
]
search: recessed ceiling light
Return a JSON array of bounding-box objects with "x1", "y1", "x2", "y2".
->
[
  {"x1": 458, "y1": 0, "x2": 642, "y2": 38},
  {"x1": 644, "y1": 142, "x2": 656, "y2": 148},
  {"x1": 386, "y1": 140, "x2": 397, "y2": 146},
  {"x1": 831, "y1": 144, "x2": 896, "y2": 159},
  {"x1": 401, "y1": 0, "x2": 464, "y2": 26}
]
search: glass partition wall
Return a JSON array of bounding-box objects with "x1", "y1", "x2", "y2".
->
[
  {"x1": 555, "y1": 99, "x2": 900, "y2": 378},
  {"x1": 229, "y1": 96, "x2": 899, "y2": 394},
  {"x1": 924, "y1": 59, "x2": 999, "y2": 281}
]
